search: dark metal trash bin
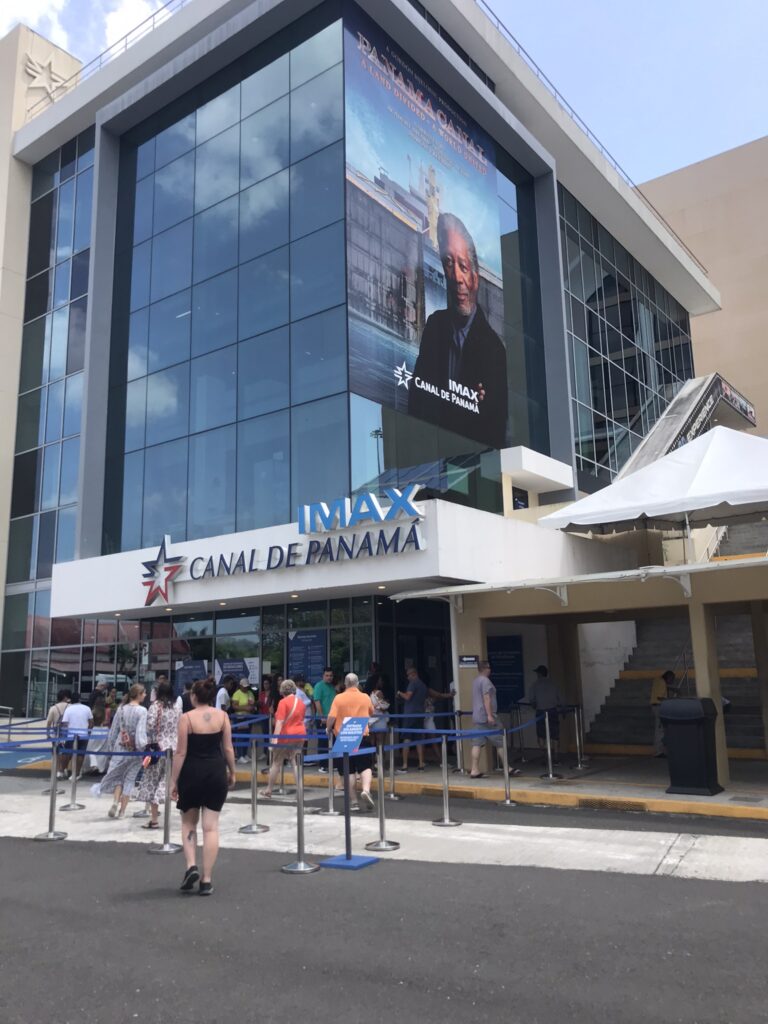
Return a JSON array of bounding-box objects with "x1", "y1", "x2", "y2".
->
[{"x1": 659, "y1": 697, "x2": 723, "y2": 796}]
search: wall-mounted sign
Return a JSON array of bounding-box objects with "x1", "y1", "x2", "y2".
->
[
  {"x1": 458, "y1": 655, "x2": 479, "y2": 669},
  {"x1": 139, "y1": 486, "x2": 426, "y2": 606}
]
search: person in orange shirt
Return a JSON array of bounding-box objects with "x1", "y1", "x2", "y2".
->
[{"x1": 326, "y1": 673, "x2": 375, "y2": 813}]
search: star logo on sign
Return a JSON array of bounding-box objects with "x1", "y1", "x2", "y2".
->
[
  {"x1": 24, "y1": 54, "x2": 67, "y2": 99},
  {"x1": 141, "y1": 536, "x2": 185, "y2": 607},
  {"x1": 394, "y1": 361, "x2": 413, "y2": 389}
]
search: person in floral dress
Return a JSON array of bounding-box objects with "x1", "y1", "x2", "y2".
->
[{"x1": 133, "y1": 680, "x2": 181, "y2": 829}]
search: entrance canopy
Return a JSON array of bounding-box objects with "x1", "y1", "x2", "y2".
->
[{"x1": 540, "y1": 427, "x2": 768, "y2": 534}]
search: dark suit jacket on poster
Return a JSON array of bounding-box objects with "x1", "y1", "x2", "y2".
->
[{"x1": 408, "y1": 306, "x2": 508, "y2": 449}]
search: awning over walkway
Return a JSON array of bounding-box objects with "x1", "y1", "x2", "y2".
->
[{"x1": 539, "y1": 427, "x2": 768, "y2": 533}]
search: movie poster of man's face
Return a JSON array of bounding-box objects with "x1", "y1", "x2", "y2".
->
[{"x1": 344, "y1": 9, "x2": 508, "y2": 450}]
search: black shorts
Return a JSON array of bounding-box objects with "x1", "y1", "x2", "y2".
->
[
  {"x1": 63, "y1": 735, "x2": 88, "y2": 753},
  {"x1": 333, "y1": 738, "x2": 374, "y2": 775},
  {"x1": 535, "y1": 708, "x2": 560, "y2": 741},
  {"x1": 398, "y1": 717, "x2": 423, "y2": 737}
]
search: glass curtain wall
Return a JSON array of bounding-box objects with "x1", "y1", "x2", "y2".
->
[
  {"x1": 1, "y1": 129, "x2": 94, "y2": 714},
  {"x1": 558, "y1": 183, "x2": 694, "y2": 484},
  {"x1": 104, "y1": 17, "x2": 348, "y2": 554}
]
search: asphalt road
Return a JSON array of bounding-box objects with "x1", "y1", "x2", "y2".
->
[{"x1": 1, "y1": 837, "x2": 766, "y2": 1024}]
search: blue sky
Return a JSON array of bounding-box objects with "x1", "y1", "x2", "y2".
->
[{"x1": 3, "y1": 0, "x2": 766, "y2": 182}]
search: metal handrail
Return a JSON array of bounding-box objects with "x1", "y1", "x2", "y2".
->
[
  {"x1": 472, "y1": 0, "x2": 708, "y2": 277},
  {"x1": 25, "y1": 0, "x2": 190, "y2": 122}
]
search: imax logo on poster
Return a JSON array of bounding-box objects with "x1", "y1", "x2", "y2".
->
[{"x1": 297, "y1": 485, "x2": 424, "y2": 535}]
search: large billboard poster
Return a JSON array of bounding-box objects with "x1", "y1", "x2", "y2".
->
[{"x1": 344, "y1": 9, "x2": 507, "y2": 450}]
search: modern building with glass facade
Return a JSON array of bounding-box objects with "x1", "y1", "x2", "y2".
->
[{"x1": 0, "y1": 0, "x2": 720, "y2": 715}]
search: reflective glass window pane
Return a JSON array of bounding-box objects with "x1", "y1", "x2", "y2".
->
[
  {"x1": 49, "y1": 306, "x2": 69, "y2": 381},
  {"x1": 133, "y1": 174, "x2": 154, "y2": 243},
  {"x1": 136, "y1": 138, "x2": 155, "y2": 180},
  {"x1": 216, "y1": 608, "x2": 260, "y2": 634},
  {"x1": 193, "y1": 196, "x2": 238, "y2": 283},
  {"x1": 238, "y1": 327, "x2": 289, "y2": 418},
  {"x1": 155, "y1": 113, "x2": 196, "y2": 169},
  {"x1": 45, "y1": 379, "x2": 64, "y2": 442},
  {"x1": 27, "y1": 191, "x2": 56, "y2": 276},
  {"x1": 290, "y1": 220, "x2": 345, "y2": 320},
  {"x1": 290, "y1": 141, "x2": 344, "y2": 239},
  {"x1": 32, "y1": 151, "x2": 59, "y2": 200},
  {"x1": 70, "y1": 249, "x2": 89, "y2": 300},
  {"x1": 195, "y1": 125, "x2": 239, "y2": 213},
  {"x1": 239, "y1": 169, "x2": 289, "y2": 263},
  {"x1": 290, "y1": 21, "x2": 342, "y2": 87},
  {"x1": 148, "y1": 289, "x2": 191, "y2": 372},
  {"x1": 67, "y1": 296, "x2": 87, "y2": 374},
  {"x1": 56, "y1": 177, "x2": 75, "y2": 262},
  {"x1": 125, "y1": 378, "x2": 147, "y2": 451},
  {"x1": 59, "y1": 436, "x2": 80, "y2": 505},
  {"x1": 2, "y1": 593, "x2": 34, "y2": 649},
  {"x1": 237, "y1": 411, "x2": 290, "y2": 530},
  {"x1": 291, "y1": 393, "x2": 348, "y2": 509},
  {"x1": 190, "y1": 345, "x2": 236, "y2": 433},
  {"x1": 60, "y1": 140, "x2": 76, "y2": 182},
  {"x1": 121, "y1": 450, "x2": 144, "y2": 551},
  {"x1": 127, "y1": 307, "x2": 148, "y2": 380},
  {"x1": 191, "y1": 269, "x2": 238, "y2": 356},
  {"x1": 145, "y1": 363, "x2": 189, "y2": 445},
  {"x1": 11, "y1": 449, "x2": 41, "y2": 517},
  {"x1": 20, "y1": 316, "x2": 50, "y2": 392},
  {"x1": 37, "y1": 509, "x2": 56, "y2": 577},
  {"x1": 73, "y1": 167, "x2": 93, "y2": 253},
  {"x1": 56, "y1": 505, "x2": 77, "y2": 563},
  {"x1": 77, "y1": 126, "x2": 95, "y2": 171},
  {"x1": 15, "y1": 388, "x2": 45, "y2": 452},
  {"x1": 290, "y1": 64, "x2": 343, "y2": 163},
  {"x1": 196, "y1": 85, "x2": 240, "y2": 144},
  {"x1": 63, "y1": 372, "x2": 83, "y2": 436},
  {"x1": 53, "y1": 259, "x2": 70, "y2": 308},
  {"x1": 24, "y1": 270, "x2": 51, "y2": 322},
  {"x1": 142, "y1": 438, "x2": 188, "y2": 546},
  {"x1": 290, "y1": 304, "x2": 347, "y2": 404},
  {"x1": 130, "y1": 240, "x2": 151, "y2": 311},
  {"x1": 240, "y1": 96, "x2": 289, "y2": 190},
  {"x1": 150, "y1": 220, "x2": 193, "y2": 303},
  {"x1": 241, "y1": 54, "x2": 288, "y2": 118},
  {"x1": 153, "y1": 152, "x2": 194, "y2": 234},
  {"x1": 7, "y1": 516, "x2": 37, "y2": 584},
  {"x1": 238, "y1": 247, "x2": 289, "y2": 339},
  {"x1": 187, "y1": 425, "x2": 236, "y2": 540},
  {"x1": 41, "y1": 443, "x2": 60, "y2": 510}
]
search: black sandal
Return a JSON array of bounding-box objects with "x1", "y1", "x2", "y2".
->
[
  {"x1": 141, "y1": 821, "x2": 160, "y2": 829},
  {"x1": 469, "y1": 772, "x2": 485, "y2": 779}
]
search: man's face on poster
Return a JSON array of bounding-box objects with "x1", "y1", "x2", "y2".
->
[{"x1": 440, "y1": 227, "x2": 479, "y2": 321}]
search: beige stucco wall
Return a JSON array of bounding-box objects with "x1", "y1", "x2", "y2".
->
[
  {"x1": 0, "y1": 26, "x2": 80, "y2": 644},
  {"x1": 642, "y1": 137, "x2": 768, "y2": 436}
]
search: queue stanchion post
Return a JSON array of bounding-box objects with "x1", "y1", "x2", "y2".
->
[
  {"x1": 366, "y1": 731, "x2": 399, "y2": 852},
  {"x1": 240, "y1": 738, "x2": 269, "y2": 835},
  {"x1": 498, "y1": 727, "x2": 516, "y2": 808},
  {"x1": 60, "y1": 736, "x2": 85, "y2": 811},
  {"x1": 432, "y1": 733, "x2": 460, "y2": 827},
  {"x1": 540, "y1": 711, "x2": 562, "y2": 781},
  {"x1": 41, "y1": 734, "x2": 64, "y2": 796},
  {"x1": 35, "y1": 741, "x2": 67, "y2": 841},
  {"x1": 573, "y1": 705, "x2": 588, "y2": 770},
  {"x1": 387, "y1": 724, "x2": 401, "y2": 801},
  {"x1": 281, "y1": 753, "x2": 319, "y2": 874},
  {"x1": 515, "y1": 704, "x2": 527, "y2": 765},
  {"x1": 318, "y1": 732, "x2": 339, "y2": 816},
  {"x1": 452, "y1": 710, "x2": 465, "y2": 774},
  {"x1": 148, "y1": 749, "x2": 182, "y2": 854}
]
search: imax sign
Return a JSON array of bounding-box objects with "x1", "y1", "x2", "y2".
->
[{"x1": 297, "y1": 485, "x2": 424, "y2": 535}]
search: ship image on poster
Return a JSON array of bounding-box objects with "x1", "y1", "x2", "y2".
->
[{"x1": 344, "y1": 8, "x2": 507, "y2": 449}]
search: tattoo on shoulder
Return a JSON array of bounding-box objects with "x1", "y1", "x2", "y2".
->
[{"x1": 203, "y1": 711, "x2": 211, "y2": 722}]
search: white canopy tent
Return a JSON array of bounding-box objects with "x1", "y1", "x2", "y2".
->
[{"x1": 540, "y1": 427, "x2": 768, "y2": 533}]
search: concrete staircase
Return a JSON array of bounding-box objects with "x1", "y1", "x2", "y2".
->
[
  {"x1": 716, "y1": 522, "x2": 768, "y2": 558},
  {"x1": 586, "y1": 615, "x2": 763, "y2": 752}
]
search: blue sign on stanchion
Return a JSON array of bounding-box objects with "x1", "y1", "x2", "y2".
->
[{"x1": 331, "y1": 717, "x2": 368, "y2": 757}]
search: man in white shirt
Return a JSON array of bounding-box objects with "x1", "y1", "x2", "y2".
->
[
  {"x1": 60, "y1": 692, "x2": 93, "y2": 780},
  {"x1": 215, "y1": 675, "x2": 234, "y2": 712}
]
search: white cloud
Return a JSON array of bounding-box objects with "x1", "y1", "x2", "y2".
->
[
  {"x1": 104, "y1": 0, "x2": 165, "y2": 50},
  {"x1": 0, "y1": 0, "x2": 70, "y2": 50}
]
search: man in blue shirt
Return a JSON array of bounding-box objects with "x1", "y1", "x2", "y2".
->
[{"x1": 396, "y1": 666, "x2": 429, "y2": 772}]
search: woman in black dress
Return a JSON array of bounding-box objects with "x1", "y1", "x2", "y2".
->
[{"x1": 171, "y1": 677, "x2": 235, "y2": 895}]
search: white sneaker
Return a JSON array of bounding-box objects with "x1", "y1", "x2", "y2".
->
[
  {"x1": 359, "y1": 791, "x2": 375, "y2": 812},
  {"x1": 56, "y1": 771, "x2": 64, "y2": 780}
]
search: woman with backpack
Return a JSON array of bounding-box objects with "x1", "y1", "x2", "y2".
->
[
  {"x1": 133, "y1": 679, "x2": 181, "y2": 829},
  {"x1": 93, "y1": 683, "x2": 148, "y2": 819}
]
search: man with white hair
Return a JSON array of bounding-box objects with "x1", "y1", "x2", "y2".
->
[{"x1": 326, "y1": 672, "x2": 376, "y2": 812}]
